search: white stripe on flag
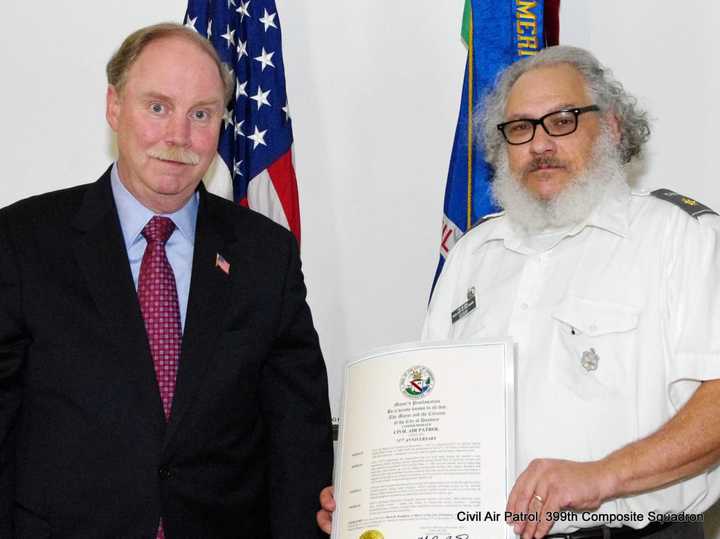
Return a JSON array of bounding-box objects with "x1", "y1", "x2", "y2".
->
[
  {"x1": 440, "y1": 214, "x2": 463, "y2": 259},
  {"x1": 247, "y1": 168, "x2": 291, "y2": 230},
  {"x1": 202, "y1": 154, "x2": 234, "y2": 201}
]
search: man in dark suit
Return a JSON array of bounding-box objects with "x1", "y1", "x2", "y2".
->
[{"x1": 0, "y1": 23, "x2": 332, "y2": 538}]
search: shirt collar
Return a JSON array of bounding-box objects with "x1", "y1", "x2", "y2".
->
[
  {"x1": 110, "y1": 163, "x2": 198, "y2": 250},
  {"x1": 583, "y1": 181, "x2": 631, "y2": 238}
]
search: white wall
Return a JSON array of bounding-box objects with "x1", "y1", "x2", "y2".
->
[
  {"x1": 2, "y1": 0, "x2": 719, "y2": 531},
  {"x1": 561, "y1": 1, "x2": 719, "y2": 201},
  {"x1": 278, "y1": 0, "x2": 466, "y2": 426}
]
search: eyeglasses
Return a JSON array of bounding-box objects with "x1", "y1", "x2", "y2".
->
[{"x1": 496, "y1": 105, "x2": 600, "y2": 145}]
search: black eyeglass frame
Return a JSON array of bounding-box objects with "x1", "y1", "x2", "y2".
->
[{"x1": 496, "y1": 105, "x2": 601, "y2": 145}]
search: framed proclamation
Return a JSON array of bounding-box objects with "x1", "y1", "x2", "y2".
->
[{"x1": 332, "y1": 340, "x2": 516, "y2": 539}]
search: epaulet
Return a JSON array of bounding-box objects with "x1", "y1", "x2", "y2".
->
[
  {"x1": 650, "y1": 189, "x2": 718, "y2": 219},
  {"x1": 469, "y1": 211, "x2": 504, "y2": 231}
]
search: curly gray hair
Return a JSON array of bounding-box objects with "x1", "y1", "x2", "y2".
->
[{"x1": 480, "y1": 45, "x2": 650, "y2": 166}]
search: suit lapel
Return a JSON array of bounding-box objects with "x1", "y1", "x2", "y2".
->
[
  {"x1": 71, "y1": 169, "x2": 166, "y2": 433},
  {"x1": 165, "y1": 188, "x2": 237, "y2": 446}
]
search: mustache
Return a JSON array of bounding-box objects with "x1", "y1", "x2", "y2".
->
[
  {"x1": 146, "y1": 145, "x2": 200, "y2": 165},
  {"x1": 524, "y1": 157, "x2": 567, "y2": 174}
]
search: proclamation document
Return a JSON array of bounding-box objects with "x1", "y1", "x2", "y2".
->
[{"x1": 332, "y1": 340, "x2": 516, "y2": 539}]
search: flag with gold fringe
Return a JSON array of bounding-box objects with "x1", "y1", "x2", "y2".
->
[{"x1": 432, "y1": 0, "x2": 560, "y2": 291}]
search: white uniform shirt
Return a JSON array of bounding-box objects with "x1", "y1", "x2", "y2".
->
[{"x1": 422, "y1": 185, "x2": 720, "y2": 532}]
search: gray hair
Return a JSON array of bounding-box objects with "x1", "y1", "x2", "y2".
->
[
  {"x1": 480, "y1": 45, "x2": 650, "y2": 166},
  {"x1": 107, "y1": 22, "x2": 234, "y2": 105}
]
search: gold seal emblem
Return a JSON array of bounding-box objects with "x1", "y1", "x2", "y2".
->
[
  {"x1": 682, "y1": 197, "x2": 698, "y2": 206},
  {"x1": 359, "y1": 531, "x2": 384, "y2": 539}
]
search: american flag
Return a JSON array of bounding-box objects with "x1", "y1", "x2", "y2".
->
[
  {"x1": 215, "y1": 253, "x2": 231, "y2": 274},
  {"x1": 184, "y1": 0, "x2": 301, "y2": 244}
]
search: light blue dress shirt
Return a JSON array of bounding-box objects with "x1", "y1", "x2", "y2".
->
[{"x1": 110, "y1": 164, "x2": 198, "y2": 332}]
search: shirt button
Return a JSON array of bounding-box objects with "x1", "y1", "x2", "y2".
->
[
  {"x1": 589, "y1": 324, "x2": 598, "y2": 333},
  {"x1": 158, "y1": 466, "x2": 173, "y2": 480},
  {"x1": 520, "y1": 303, "x2": 529, "y2": 311}
]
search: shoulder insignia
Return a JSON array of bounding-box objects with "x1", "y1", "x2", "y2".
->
[
  {"x1": 651, "y1": 189, "x2": 718, "y2": 218},
  {"x1": 469, "y1": 211, "x2": 504, "y2": 231}
]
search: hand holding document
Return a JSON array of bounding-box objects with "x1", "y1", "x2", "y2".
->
[{"x1": 332, "y1": 340, "x2": 516, "y2": 539}]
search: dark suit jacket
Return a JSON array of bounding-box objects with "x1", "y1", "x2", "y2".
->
[{"x1": 0, "y1": 168, "x2": 333, "y2": 538}]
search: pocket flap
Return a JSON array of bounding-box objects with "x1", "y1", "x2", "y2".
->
[{"x1": 553, "y1": 296, "x2": 639, "y2": 336}]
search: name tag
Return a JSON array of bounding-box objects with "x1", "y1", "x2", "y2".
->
[{"x1": 451, "y1": 287, "x2": 476, "y2": 324}]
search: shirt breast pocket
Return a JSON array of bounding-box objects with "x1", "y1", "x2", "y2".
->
[{"x1": 550, "y1": 296, "x2": 639, "y2": 400}]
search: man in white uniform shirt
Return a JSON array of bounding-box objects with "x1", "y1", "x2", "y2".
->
[{"x1": 318, "y1": 46, "x2": 720, "y2": 539}]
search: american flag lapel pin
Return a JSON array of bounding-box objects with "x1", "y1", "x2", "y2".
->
[{"x1": 215, "y1": 253, "x2": 230, "y2": 275}]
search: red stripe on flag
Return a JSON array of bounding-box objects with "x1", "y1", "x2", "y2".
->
[
  {"x1": 267, "y1": 150, "x2": 301, "y2": 245},
  {"x1": 544, "y1": 0, "x2": 561, "y2": 46}
]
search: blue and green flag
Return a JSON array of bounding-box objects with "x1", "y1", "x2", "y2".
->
[{"x1": 433, "y1": 0, "x2": 558, "y2": 291}]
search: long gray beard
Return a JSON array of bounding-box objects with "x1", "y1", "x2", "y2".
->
[{"x1": 491, "y1": 129, "x2": 628, "y2": 233}]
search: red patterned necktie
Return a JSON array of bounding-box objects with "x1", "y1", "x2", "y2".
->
[
  {"x1": 138, "y1": 216, "x2": 181, "y2": 421},
  {"x1": 139, "y1": 217, "x2": 180, "y2": 539}
]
